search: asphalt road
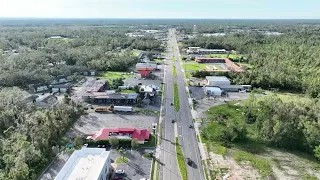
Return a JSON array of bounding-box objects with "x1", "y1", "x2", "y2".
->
[
  {"x1": 169, "y1": 29, "x2": 205, "y2": 180},
  {"x1": 158, "y1": 33, "x2": 181, "y2": 180}
]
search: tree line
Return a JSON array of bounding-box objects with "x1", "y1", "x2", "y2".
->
[
  {"x1": 0, "y1": 26, "x2": 163, "y2": 89},
  {"x1": 0, "y1": 87, "x2": 85, "y2": 179}
]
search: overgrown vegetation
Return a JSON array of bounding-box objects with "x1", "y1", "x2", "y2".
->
[
  {"x1": 173, "y1": 82, "x2": 180, "y2": 111},
  {"x1": 0, "y1": 88, "x2": 85, "y2": 179},
  {"x1": 175, "y1": 137, "x2": 187, "y2": 180}
]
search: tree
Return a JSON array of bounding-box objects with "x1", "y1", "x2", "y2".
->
[
  {"x1": 73, "y1": 137, "x2": 84, "y2": 148},
  {"x1": 118, "y1": 147, "x2": 127, "y2": 160},
  {"x1": 314, "y1": 145, "x2": 320, "y2": 160},
  {"x1": 109, "y1": 137, "x2": 119, "y2": 147},
  {"x1": 131, "y1": 139, "x2": 139, "y2": 150}
]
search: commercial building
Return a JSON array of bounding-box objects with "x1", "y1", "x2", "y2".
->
[
  {"x1": 186, "y1": 47, "x2": 201, "y2": 54},
  {"x1": 204, "y1": 87, "x2": 223, "y2": 96},
  {"x1": 55, "y1": 148, "x2": 111, "y2": 180},
  {"x1": 135, "y1": 63, "x2": 157, "y2": 77},
  {"x1": 198, "y1": 49, "x2": 227, "y2": 54},
  {"x1": 83, "y1": 92, "x2": 137, "y2": 105},
  {"x1": 139, "y1": 85, "x2": 157, "y2": 96},
  {"x1": 88, "y1": 128, "x2": 151, "y2": 144},
  {"x1": 195, "y1": 58, "x2": 244, "y2": 72},
  {"x1": 50, "y1": 83, "x2": 72, "y2": 93},
  {"x1": 28, "y1": 83, "x2": 49, "y2": 93},
  {"x1": 206, "y1": 76, "x2": 231, "y2": 86}
]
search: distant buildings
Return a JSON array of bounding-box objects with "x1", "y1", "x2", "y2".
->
[
  {"x1": 55, "y1": 148, "x2": 111, "y2": 180},
  {"x1": 82, "y1": 92, "x2": 137, "y2": 105},
  {"x1": 187, "y1": 47, "x2": 227, "y2": 54},
  {"x1": 87, "y1": 128, "x2": 151, "y2": 144},
  {"x1": 196, "y1": 58, "x2": 244, "y2": 72}
]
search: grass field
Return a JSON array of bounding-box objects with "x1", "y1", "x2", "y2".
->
[
  {"x1": 183, "y1": 63, "x2": 207, "y2": 71},
  {"x1": 207, "y1": 54, "x2": 243, "y2": 59},
  {"x1": 99, "y1": 71, "x2": 134, "y2": 79},
  {"x1": 173, "y1": 82, "x2": 180, "y2": 111},
  {"x1": 172, "y1": 65, "x2": 177, "y2": 77},
  {"x1": 132, "y1": 51, "x2": 140, "y2": 56},
  {"x1": 175, "y1": 137, "x2": 187, "y2": 180},
  {"x1": 121, "y1": 89, "x2": 136, "y2": 93}
]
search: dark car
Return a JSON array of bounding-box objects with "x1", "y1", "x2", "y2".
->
[
  {"x1": 172, "y1": 119, "x2": 175, "y2": 123},
  {"x1": 170, "y1": 102, "x2": 173, "y2": 106},
  {"x1": 186, "y1": 158, "x2": 192, "y2": 166},
  {"x1": 189, "y1": 125, "x2": 193, "y2": 128}
]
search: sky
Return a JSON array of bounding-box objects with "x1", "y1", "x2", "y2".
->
[{"x1": 0, "y1": 0, "x2": 320, "y2": 19}]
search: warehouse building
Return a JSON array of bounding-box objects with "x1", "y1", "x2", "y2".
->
[
  {"x1": 55, "y1": 148, "x2": 111, "y2": 180},
  {"x1": 204, "y1": 87, "x2": 223, "y2": 96},
  {"x1": 206, "y1": 76, "x2": 231, "y2": 86}
]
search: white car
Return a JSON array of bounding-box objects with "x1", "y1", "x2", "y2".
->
[
  {"x1": 115, "y1": 169, "x2": 125, "y2": 174},
  {"x1": 140, "y1": 178, "x2": 150, "y2": 180}
]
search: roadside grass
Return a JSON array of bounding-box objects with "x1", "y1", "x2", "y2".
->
[
  {"x1": 207, "y1": 54, "x2": 243, "y2": 60},
  {"x1": 121, "y1": 89, "x2": 136, "y2": 93},
  {"x1": 175, "y1": 137, "x2": 187, "y2": 180},
  {"x1": 115, "y1": 157, "x2": 129, "y2": 164},
  {"x1": 139, "y1": 134, "x2": 157, "y2": 148},
  {"x1": 154, "y1": 59, "x2": 163, "y2": 63},
  {"x1": 172, "y1": 65, "x2": 177, "y2": 77},
  {"x1": 156, "y1": 163, "x2": 160, "y2": 180},
  {"x1": 184, "y1": 72, "x2": 191, "y2": 78},
  {"x1": 99, "y1": 71, "x2": 133, "y2": 79},
  {"x1": 172, "y1": 56, "x2": 175, "y2": 62},
  {"x1": 201, "y1": 138, "x2": 227, "y2": 157},
  {"x1": 261, "y1": 91, "x2": 311, "y2": 104},
  {"x1": 232, "y1": 150, "x2": 272, "y2": 178},
  {"x1": 202, "y1": 160, "x2": 210, "y2": 180},
  {"x1": 150, "y1": 158, "x2": 155, "y2": 180},
  {"x1": 173, "y1": 83, "x2": 180, "y2": 111},
  {"x1": 132, "y1": 51, "x2": 140, "y2": 56},
  {"x1": 183, "y1": 63, "x2": 208, "y2": 71}
]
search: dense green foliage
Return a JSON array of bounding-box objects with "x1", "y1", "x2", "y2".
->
[
  {"x1": 0, "y1": 26, "x2": 162, "y2": 88},
  {"x1": 201, "y1": 93, "x2": 320, "y2": 160},
  {"x1": 181, "y1": 25, "x2": 320, "y2": 97},
  {"x1": 0, "y1": 88, "x2": 85, "y2": 179}
]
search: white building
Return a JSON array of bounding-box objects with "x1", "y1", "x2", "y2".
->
[
  {"x1": 206, "y1": 76, "x2": 231, "y2": 86},
  {"x1": 55, "y1": 148, "x2": 111, "y2": 180},
  {"x1": 204, "y1": 87, "x2": 222, "y2": 96}
]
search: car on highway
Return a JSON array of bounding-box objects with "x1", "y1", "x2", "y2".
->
[
  {"x1": 186, "y1": 158, "x2": 192, "y2": 166},
  {"x1": 189, "y1": 125, "x2": 193, "y2": 128},
  {"x1": 170, "y1": 102, "x2": 173, "y2": 106},
  {"x1": 172, "y1": 119, "x2": 175, "y2": 123},
  {"x1": 115, "y1": 169, "x2": 125, "y2": 174}
]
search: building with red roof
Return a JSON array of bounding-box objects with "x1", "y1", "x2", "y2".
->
[{"x1": 88, "y1": 128, "x2": 151, "y2": 144}]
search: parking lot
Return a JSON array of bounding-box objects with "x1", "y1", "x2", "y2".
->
[
  {"x1": 67, "y1": 113, "x2": 158, "y2": 138},
  {"x1": 111, "y1": 149, "x2": 153, "y2": 180}
]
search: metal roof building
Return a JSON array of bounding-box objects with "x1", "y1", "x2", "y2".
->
[
  {"x1": 55, "y1": 148, "x2": 111, "y2": 180},
  {"x1": 206, "y1": 76, "x2": 231, "y2": 86}
]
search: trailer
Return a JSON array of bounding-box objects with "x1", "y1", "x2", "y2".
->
[
  {"x1": 95, "y1": 107, "x2": 109, "y2": 112},
  {"x1": 113, "y1": 106, "x2": 133, "y2": 112}
]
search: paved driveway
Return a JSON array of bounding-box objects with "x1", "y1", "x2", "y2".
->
[{"x1": 111, "y1": 150, "x2": 153, "y2": 180}]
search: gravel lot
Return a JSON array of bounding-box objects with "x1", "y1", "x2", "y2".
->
[{"x1": 67, "y1": 113, "x2": 158, "y2": 138}]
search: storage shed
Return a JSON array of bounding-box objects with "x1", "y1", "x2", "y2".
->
[{"x1": 206, "y1": 76, "x2": 231, "y2": 86}]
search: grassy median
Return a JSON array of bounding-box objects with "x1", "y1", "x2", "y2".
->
[
  {"x1": 172, "y1": 65, "x2": 177, "y2": 77},
  {"x1": 175, "y1": 137, "x2": 187, "y2": 180},
  {"x1": 173, "y1": 82, "x2": 180, "y2": 111}
]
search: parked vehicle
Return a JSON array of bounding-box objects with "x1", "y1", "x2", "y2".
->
[
  {"x1": 186, "y1": 158, "x2": 192, "y2": 166},
  {"x1": 172, "y1": 119, "x2": 175, "y2": 123},
  {"x1": 115, "y1": 169, "x2": 125, "y2": 174},
  {"x1": 113, "y1": 106, "x2": 133, "y2": 112},
  {"x1": 95, "y1": 107, "x2": 109, "y2": 112}
]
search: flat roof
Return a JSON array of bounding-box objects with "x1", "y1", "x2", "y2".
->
[
  {"x1": 204, "y1": 87, "x2": 222, "y2": 91},
  {"x1": 206, "y1": 76, "x2": 230, "y2": 82},
  {"x1": 55, "y1": 148, "x2": 110, "y2": 180}
]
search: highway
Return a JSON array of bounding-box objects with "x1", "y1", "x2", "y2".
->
[
  {"x1": 158, "y1": 32, "x2": 181, "y2": 180},
  {"x1": 169, "y1": 29, "x2": 205, "y2": 180}
]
